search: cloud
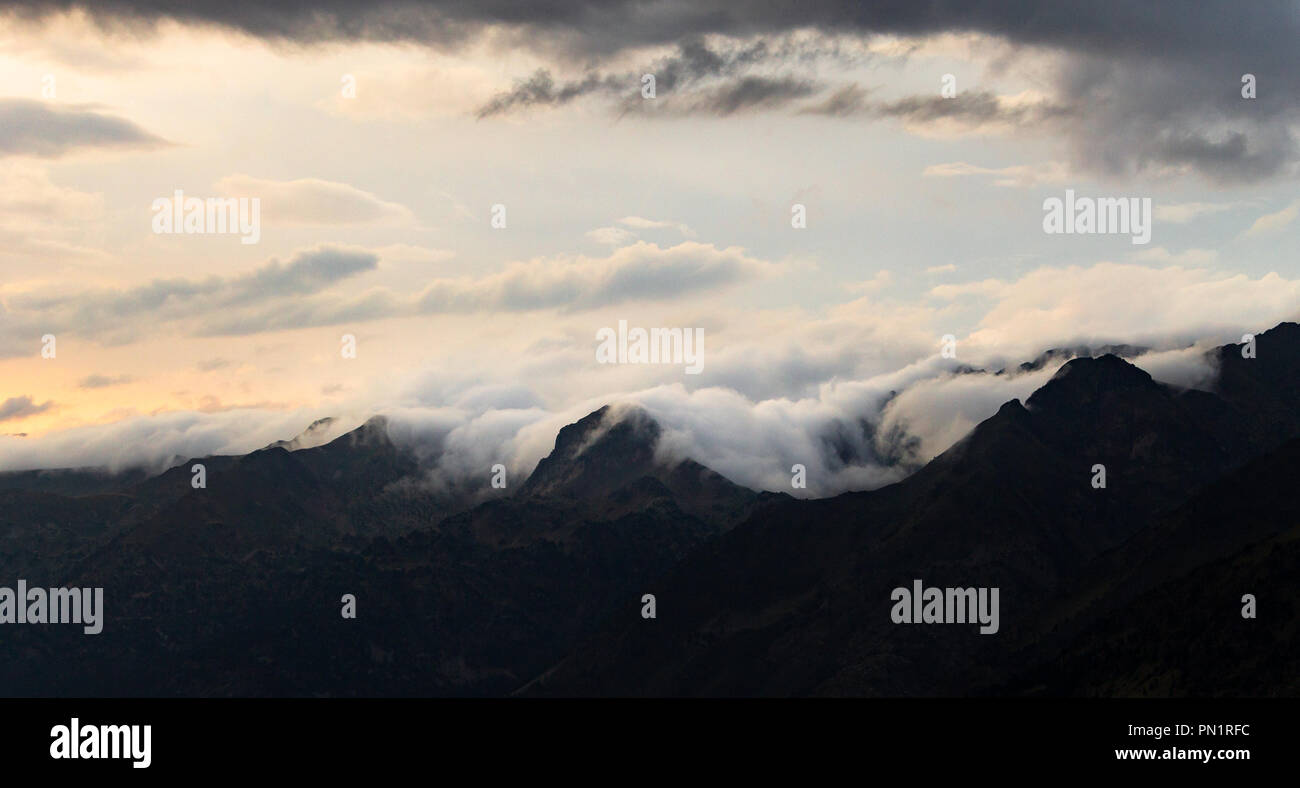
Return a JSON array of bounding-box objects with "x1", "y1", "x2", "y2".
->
[
  {"x1": 586, "y1": 227, "x2": 637, "y2": 246},
  {"x1": 476, "y1": 37, "x2": 845, "y2": 118},
  {"x1": 925, "y1": 264, "x2": 957, "y2": 274},
  {"x1": 0, "y1": 99, "x2": 167, "y2": 157},
  {"x1": 1130, "y1": 247, "x2": 1218, "y2": 265},
  {"x1": 921, "y1": 160, "x2": 1072, "y2": 188},
  {"x1": 368, "y1": 244, "x2": 455, "y2": 265},
  {"x1": 0, "y1": 162, "x2": 109, "y2": 264},
  {"x1": 199, "y1": 240, "x2": 781, "y2": 334},
  {"x1": 932, "y1": 262, "x2": 1300, "y2": 359},
  {"x1": 874, "y1": 365, "x2": 1060, "y2": 464},
  {"x1": 0, "y1": 245, "x2": 378, "y2": 354},
  {"x1": 1048, "y1": 57, "x2": 1297, "y2": 184},
  {"x1": 195, "y1": 358, "x2": 231, "y2": 371},
  {"x1": 3, "y1": 1, "x2": 1277, "y2": 64},
  {"x1": 616, "y1": 216, "x2": 695, "y2": 237},
  {"x1": 0, "y1": 240, "x2": 780, "y2": 346},
  {"x1": 1155, "y1": 202, "x2": 1235, "y2": 224},
  {"x1": 1245, "y1": 200, "x2": 1300, "y2": 236},
  {"x1": 0, "y1": 407, "x2": 354, "y2": 474},
  {"x1": 872, "y1": 90, "x2": 1069, "y2": 132},
  {"x1": 799, "y1": 83, "x2": 872, "y2": 116},
  {"x1": 412, "y1": 241, "x2": 780, "y2": 314},
  {"x1": 0, "y1": 231, "x2": 111, "y2": 264},
  {"x1": 1131, "y1": 345, "x2": 1217, "y2": 391},
  {"x1": 78, "y1": 373, "x2": 134, "y2": 389},
  {"x1": 11, "y1": 3, "x2": 1300, "y2": 181},
  {"x1": 847, "y1": 270, "x2": 892, "y2": 294},
  {"x1": 386, "y1": 263, "x2": 1300, "y2": 495},
  {"x1": 475, "y1": 69, "x2": 623, "y2": 118},
  {"x1": 670, "y1": 75, "x2": 817, "y2": 116},
  {"x1": 214, "y1": 174, "x2": 413, "y2": 226},
  {"x1": 0, "y1": 161, "x2": 102, "y2": 225},
  {"x1": 0, "y1": 396, "x2": 54, "y2": 422},
  {"x1": 4, "y1": 260, "x2": 1297, "y2": 495}
]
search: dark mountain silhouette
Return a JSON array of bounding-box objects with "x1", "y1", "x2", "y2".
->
[
  {"x1": 520, "y1": 404, "x2": 762, "y2": 528},
  {"x1": 522, "y1": 323, "x2": 1300, "y2": 696},
  {"x1": 0, "y1": 466, "x2": 152, "y2": 497},
  {"x1": 1, "y1": 323, "x2": 1297, "y2": 697},
  {"x1": 1003, "y1": 437, "x2": 1300, "y2": 696},
  {"x1": 0, "y1": 404, "x2": 757, "y2": 695}
]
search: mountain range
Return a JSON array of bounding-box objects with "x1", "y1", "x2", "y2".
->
[{"x1": 2, "y1": 323, "x2": 1298, "y2": 696}]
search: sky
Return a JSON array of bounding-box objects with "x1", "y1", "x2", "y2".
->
[{"x1": 1, "y1": 1, "x2": 1298, "y2": 495}]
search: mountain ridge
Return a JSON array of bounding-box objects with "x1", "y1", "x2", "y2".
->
[{"x1": 2, "y1": 322, "x2": 1297, "y2": 696}]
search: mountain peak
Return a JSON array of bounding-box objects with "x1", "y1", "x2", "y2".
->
[
  {"x1": 330, "y1": 415, "x2": 393, "y2": 449},
  {"x1": 264, "y1": 416, "x2": 339, "y2": 452},
  {"x1": 521, "y1": 404, "x2": 661, "y2": 498},
  {"x1": 1025, "y1": 353, "x2": 1158, "y2": 412},
  {"x1": 996, "y1": 398, "x2": 1029, "y2": 417},
  {"x1": 1014, "y1": 343, "x2": 1147, "y2": 373}
]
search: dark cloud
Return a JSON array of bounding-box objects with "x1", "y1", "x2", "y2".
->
[
  {"x1": 477, "y1": 37, "x2": 836, "y2": 118},
  {"x1": 476, "y1": 69, "x2": 623, "y2": 118},
  {"x1": 798, "y1": 87, "x2": 1069, "y2": 126},
  {"x1": 0, "y1": 99, "x2": 167, "y2": 157},
  {"x1": 1050, "y1": 57, "x2": 1298, "y2": 184},
  {"x1": 799, "y1": 83, "x2": 872, "y2": 117},
  {"x1": 232, "y1": 246, "x2": 379, "y2": 303},
  {"x1": 876, "y1": 90, "x2": 1067, "y2": 125},
  {"x1": 7, "y1": 1, "x2": 1299, "y2": 180},
  {"x1": 0, "y1": 396, "x2": 53, "y2": 422},
  {"x1": 675, "y1": 75, "x2": 817, "y2": 116},
  {"x1": 3, "y1": 1, "x2": 1289, "y2": 61}
]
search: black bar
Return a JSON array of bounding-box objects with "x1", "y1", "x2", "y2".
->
[{"x1": 2, "y1": 698, "x2": 1285, "y2": 775}]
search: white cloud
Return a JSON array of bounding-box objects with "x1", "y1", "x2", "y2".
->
[
  {"x1": 215, "y1": 174, "x2": 414, "y2": 226},
  {"x1": 372, "y1": 244, "x2": 456, "y2": 265},
  {"x1": 1245, "y1": 200, "x2": 1300, "y2": 236},
  {"x1": 1130, "y1": 246, "x2": 1218, "y2": 265},
  {"x1": 586, "y1": 226, "x2": 638, "y2": 245},
  {"x1": 934, "y1": 262, "x2": 1300, "y2": 359},
  {"x1": 1132, "y1": 345, "x2": 1217, "y2": 391},
  {"x1": 1155, "y1": 202, "x2": 1235, "y2": 224},
  {"x1": 617, "y1": 216, "x2": 696, "y2": 237},
  {"x1": 0, "y1": 162, "x2": 102, "y2": 226},
  {"x1": 921, "y1": 160, "x2": 1072, "y2": 188},
  {"x1": 846, "y1": 269, "x2": 893, "y2": 294}
]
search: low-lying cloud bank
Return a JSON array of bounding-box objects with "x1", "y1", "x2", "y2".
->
[{"x1": 0, "y1": 331, "x2": 1248, "y2": 498}]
